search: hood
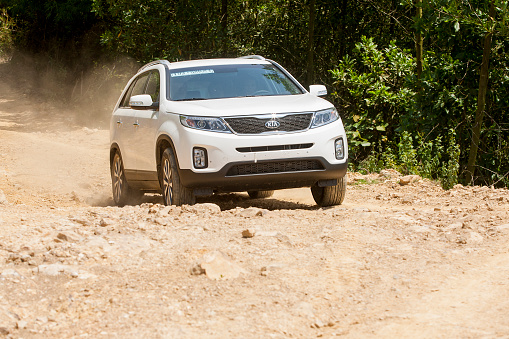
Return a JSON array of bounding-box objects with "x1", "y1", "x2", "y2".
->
[{"x1": 164, "y1": 94, "x2": 334, "y2": 117}]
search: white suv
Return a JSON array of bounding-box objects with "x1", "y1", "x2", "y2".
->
[{"x1": 110, "y1": 56, "x2": 348, "y2": 206}]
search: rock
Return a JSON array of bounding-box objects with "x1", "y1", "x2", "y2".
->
[
  {"x1": 99, "y1": 218, "x2": 114, "y2": 227},
  {"x1": 1, "y1": 268, "x2": 22, "y2": 279},
  {"x1": 445, "y1": 222, "x2": 463, "y2": 231},
  {"x1": 76, "y1": 271, "x2": 97, "y2": 279},
  {"x1": 56, "y1": 231, "x2": 82, "y2": 242},
  {"x1": 0, "y1": 189, "x2": 8, "y2": 205},
  {"x1": 239, "y1": 207, "x2": 268, "y2": 218},
  {"x1": 456, "y1": 236, "x2": 467, "y2": 244},
  {"x1": 399, "y1": 175, "x2": 421, "y2": 186},
  {"x1": 0, "y1": 327, "x2": 9, "y2": 335},
  {"x1": 36, "y1": 264, "x2": 95, "y2": 279},
  {"x1": 242, "y1": 228, "x2": 257, "y2": 238},
  {"x1": 183, "y1": 203, "x2": 221, "y2": 215},
  {"x1": 379, "y1": 169, "x2": 401, "y2": 179},
  {"x1": 468, "y1": 231, "x2": 483, "y2": 244},
  {"x1": 190, "y1": 251, "x2": 247, "y2": 280},
  {"x1": 36, "y1": 264, "x2": 77, "y2": 277},
  {"x1": 69, "y1": 217, "x2": 92, "y2": 226},
  {"x1": 400, "y1": 195, "x2": 415, "y2": 204},
  {"x1": 276, "y1": 233, "x2": 293, "y2": 246},
  {"x1": 260, "y1": 263, "x2": 287, "y2": 276},
  {"x1": 16, "y1": 320, "x2": 27, "y2": 329},
  {"x1": 156, "y1": 206, "x2": 173, "y2": 216}
]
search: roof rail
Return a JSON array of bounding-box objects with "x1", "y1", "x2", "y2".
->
[
  {"x1": 138, "y1": 60, "x2": 171, "y2": 73},
  {"x1": 238, "y1": 55, "x2": 266, "y2": 61}
]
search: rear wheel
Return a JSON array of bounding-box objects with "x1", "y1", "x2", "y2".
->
[
  {"x1": 161, "y1": 148, "x2": 195, "y2": 206},
  {"x1": 311, "y1": 176, "x2": 347, "y2": 207},
  {"x1": 247, "y1": 190, "x2": 274, "y2": 199},
  {"x1": 111, "y1": 151, "x2": 143, "y2": 206}
]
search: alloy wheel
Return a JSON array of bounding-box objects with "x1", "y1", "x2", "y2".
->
[
  {"x1": 112, "y1": 155, "x2": 123, "y2": 203},
  {"x1": 162, "y1": 157, "x2": 173, "y2": 205}
]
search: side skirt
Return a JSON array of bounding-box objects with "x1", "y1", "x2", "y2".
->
[{"x1": 124, "y1": 170, "x2": 160, "y2": 190}]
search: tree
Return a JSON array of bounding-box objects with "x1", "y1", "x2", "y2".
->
[
  {"x1": 306, "y1": 0, "x2": 315, "y2": 87},
  {"x1": 466, "y1": 0, "x2": 496, "y2": 185},
  {"x1": 1, "y1": 0, "x2": 97, "y2": 58}
]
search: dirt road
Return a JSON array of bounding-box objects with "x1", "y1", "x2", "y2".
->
[{"x1": 1, "y1": 65, "x2": 509, "y2": 338}]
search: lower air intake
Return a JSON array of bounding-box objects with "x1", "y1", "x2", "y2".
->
[{"x1": 226, "y1": 160, "x2": 324, "y2": 176}]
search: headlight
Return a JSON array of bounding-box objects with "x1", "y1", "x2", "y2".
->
[
  {"x1": 180, "y1": 115, "x2": 231, "y2": 133},
  {"x1": 311, "y1": 108, "x2": 339, "y2": 128}
]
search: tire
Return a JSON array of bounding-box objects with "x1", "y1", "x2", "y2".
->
[
  {"x1": 311, "y1": 176, "x2": 347, "y2": 207},
  {"x1": 161, "y1": 148, "x2": 195, "y2": 206},
  {"x1": 111, "y1": 151, "x2": 143, "y2": 206},
  {"x1": 247, "y1": 190, "x2": 274, "y2": 199}
]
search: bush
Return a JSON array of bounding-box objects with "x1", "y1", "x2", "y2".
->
[{"x1": 0, "y1": 9, "x2": 13, "y2": 58}]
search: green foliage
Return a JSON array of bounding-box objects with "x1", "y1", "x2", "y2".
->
[
  {"x1": 352, "y1": 130, "x2": 459, "y2": 190},
  {"x1": 1, "y1": 0, "x2": 97, "y2": 54},
  {"x1": 330, "y1": 37, "x2": 415, "y2": 162},
  {"x1": 0, "y1": 9, "x2": 12, "y2": 57},
  {"x1": 331, "y1": 0, "x2": 509, "y2": 188},
  {"x1": 397, "y1": 131, "x2": 418, "y2": 176},
  {"x1": 0, "y1": 0, "x2": 507, "y2": 188},
  {"x1": 92, "y1": 0, "x2": 228, "y2": 62},
  {"x1": 440, "y1": 130, "x2": 461, "y2": 190}
]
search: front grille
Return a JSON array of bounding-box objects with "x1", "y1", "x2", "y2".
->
[
  {"x1": 224, "y1": 113, "x2": 313, "y2": 134},
  {"x1": 226, "y1": 160, "x2": 324, "y2": 176},
  {"x1": 236, "y1": 143, "x2": 313, "y2": 153}
]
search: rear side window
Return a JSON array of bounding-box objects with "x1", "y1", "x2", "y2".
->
[
  {"x1": 119, "y1": 71, "x2": 160, "y2": 107},
  {"x1": 145, "y1": 71, "x2": 160, "y2": 102}
]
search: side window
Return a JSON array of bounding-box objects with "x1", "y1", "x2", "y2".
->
[
  {"x1": 119, "y1": 72, "x2": 150, "y2": 108},
  {"x1": 131, "y1": 73, "x2": 150, "y2": 97},
  {"x1": 145, "y1": 71, "x2": 160, "y2": 102}
]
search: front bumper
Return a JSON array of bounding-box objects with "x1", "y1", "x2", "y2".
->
[
  {"x1": 166, "y1": 114, "x2": 348, "y2": 192},
  {"x1": 180, "y1": 157, "x2": 348, "y2": 192}
]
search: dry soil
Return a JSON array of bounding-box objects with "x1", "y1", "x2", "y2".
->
[{"x1": 1, "y1": 64, "x2": 509, "y2": 338}]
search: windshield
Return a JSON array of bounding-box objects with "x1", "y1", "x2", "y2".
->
[{"x1": 168, "y1": 64, "x2": 303, "y2": 101}]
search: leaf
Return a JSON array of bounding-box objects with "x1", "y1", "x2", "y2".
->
[
  {"x1": 376, "y1": 125, "x2": 386, "y2": 131},
  {"x1": 353, "y1": 115, "x2": 361, "y2": 122},
  {"x1": 454, "y1": 21, "x2": 460, "y2": 32},
  {"x1": 360, "y1": 141, "x2": 371, "y2": 147}
]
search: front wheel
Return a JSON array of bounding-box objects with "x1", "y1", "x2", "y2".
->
[
  {"x1": 311, "y1": 176, "x2": 347, "y2": 207},
  {"x1": 161, "y1": 148, "x2": 195, "y2": 206}
]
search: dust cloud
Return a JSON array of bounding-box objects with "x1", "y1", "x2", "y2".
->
[
  {"x1": 1, "y1": 52, "x2": 138, "y2": 129},
  {"x1": 0, "y1": 54, "x2": 139, "y2": 205}
]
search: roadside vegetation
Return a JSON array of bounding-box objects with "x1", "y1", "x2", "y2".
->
[{"x1": 0, "y1": 0, "x2": 508, "y2": 188}]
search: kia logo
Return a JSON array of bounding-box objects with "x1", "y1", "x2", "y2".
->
[{"x1": 265, "y1": 120, "x2": 280, "y2": 129}]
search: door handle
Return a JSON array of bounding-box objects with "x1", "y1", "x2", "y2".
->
[
  {"x1": 133, "y1": 121, "x2": 139, "y2": 127},
  {"x1": 116, "y1": 120, "x2": 122, "y2": 125}
]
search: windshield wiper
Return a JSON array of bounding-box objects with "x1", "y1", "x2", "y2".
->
[{"x1": 175, "y1": 97, "x2": 207, "y2": 101}]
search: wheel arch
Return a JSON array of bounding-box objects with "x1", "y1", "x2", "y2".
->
[
  {"x1": 110, "y1": 143, "x2": 121, "y2": 167},
  {"x1": 155, "y1": 135, "x2": 183, "y2": 185}
]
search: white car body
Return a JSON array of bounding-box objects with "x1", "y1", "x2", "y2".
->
[{"x1": 110, "y1": 56, "x2": 348, "y2": 206}]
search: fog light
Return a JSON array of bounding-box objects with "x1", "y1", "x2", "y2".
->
[
  {"x1": 335, "y1": 138, "x2": 344, "y2": 160},
  {"x1": 193, "y1": 147, "x2": 208, "y2": 169}
]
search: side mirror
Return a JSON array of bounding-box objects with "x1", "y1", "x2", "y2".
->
[
  {"x1": 130, "y1": 94, "x2": 158, "y2": 109},
  {"x1": 309, "y1": 85, "x2": 327, "y2": 97}
]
